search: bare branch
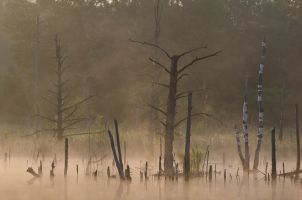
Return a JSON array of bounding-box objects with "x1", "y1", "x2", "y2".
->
[
  {"x1": 35, "y1": 114, "x2": 57, "y2": 123},
  {"x1": 63, "y1": 95, "x2": 95, "y2": 111},
  {"x1": 149, "y1": 57, "x2": 171, "y2": 74},
  {"x1": 160, "y1": 120, "x2": 167, "y2": 127},
  {"x1": 149, "y1": 105, "x2": 167, "y2": 116},
  {"x1": 175, "y1": 95, "x2": 187, "y2": 100},
  {"x1": 177, "y1": 73, "x2": 189, "y2": 82},
  {"x1": 178, "y1": 50, "x2": 222, "y2": 74},
  {"x1": 22, "y1": 129, "x2": 56, "y2": 137},
  {"x1": 129, "y1": 39, "x2": 171, "y2": 58},
  {"x1": 64, "y1": 130, "x2": 106, "y2": 137},
  {"x1": 63, "y1": 106, "x2": 78, "y2": 121},
  {"x1": 63, "y1": 118, "x2": 87, "y2": 130},
  {"x1": 178, "y1": 46, "x2": 207, "y2": 58},
  {"x1": 174, "y1": 113, "x2": 223, "y2": 128},
  {"x1": 41, "y1": 96, "x2": 56, "y2": 107},
  {"x1": 153, "y1": 82, "x2": 169, "y2": 88}
]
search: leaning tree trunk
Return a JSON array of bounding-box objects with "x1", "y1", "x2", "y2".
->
[
  {"x1": 253, "y1": 39, "x2": 267, "y2": 170},
  {"x1": 164, "y1": 57, "x2": 178, "y2": 176},
  {"x1": 184, "y1": 92, "x2": 192, "y2": 180}
]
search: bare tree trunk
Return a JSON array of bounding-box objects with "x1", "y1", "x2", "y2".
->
[
  {"x1": 253, "y1": 39, "x2": 267, "y2": 170},
  {"x1": 243, "y1": 77, "x2": 250, "y2": 171},
  {"x1": 184, "y1": 92, "x2": 192, "y2": 180},
  {"x1": 235, "y1": 125, "x2": 245, "y2": 167},
  {"x1": 279, "y1": 82, "x2": 286, "y2": 141},
  {"x1": 296, "y1": 104, "x2": 300, "y2": 179},
  {"x1": 33, "y1": 15, "x2": 41, "y2": 133},
  {"x1": 64, "y1": 138, "x2": 68, "y2": 176},
  {"x1": 114, "y1": 119, "x2": 123, "y2": 172},
  {"x1": 164, "y1": 57, "x2": 178, "y2": 176},
  {"x1": 55, "y1": 35, "x2": 64, "y2": 140},
  {"x1": 108, "y1": 130, "x2": 125, "y2": 179},
  {"x1": 271, "y1": 127, "x2": 276, "y2": 180},
  {"x1": 149, "y1": 0, "x2": 163, "y2": 153}
]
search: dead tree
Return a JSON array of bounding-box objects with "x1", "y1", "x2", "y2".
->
[
  {"x1": 235, "y1": 77, "x2": 250, "y2": 171},
  {"x1": 36, "y1": 35, "x2": 94, "y2": 140},
  {"x1": 130, "y1": 39, "x2": 221, "y2": 176},
  {"x1": 64, "y1": 138, "x2": 68, "y2": 176},
  {"x1": 108, "y1": 123, "x2": 125, "y2": 179},
  {"x1": 184, "y1": 92, "x2": 192, "y2": 180},
  {"x1": 253, "y1": 39, "x2": 267, "y2": 170},
  {"x1": 296, "y1": 104, "x2": 300, "y2": 179},
  {"x1": 33, "y1": 15, "x2": 41, "y2": 133},
  {"x1": 149, "y1": 0, "x2": 164, "y2": 153},
  {"x1": 279, "y1": 81, "x2": 286, "y2": 141},
  {"x1": 271, "y1": 127, "x2": 276, "y2": 180}
]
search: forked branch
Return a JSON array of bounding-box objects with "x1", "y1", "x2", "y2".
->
[
  {"x1": 178, "y1": 50, "x2": 222, "y2": 74},
  {"x1": 129, "y1": 39, "x2": 171, "y2": 58}
]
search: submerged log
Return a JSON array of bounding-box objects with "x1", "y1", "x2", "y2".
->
[{"x1": 27, "y1": 167, "x2": 40, "y2": 178}]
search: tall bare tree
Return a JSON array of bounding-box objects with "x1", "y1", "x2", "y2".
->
[
  {"x1": 149, "y1": 0, "x2": 163, "y2": 154},
  {"x1": 37, "y1": 35, "x2": 94, "y2": 140},
  {"x1": 130, "y1": 39, "x2": 221, "y2": 175}
]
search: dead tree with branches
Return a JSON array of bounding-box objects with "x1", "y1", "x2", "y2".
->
[
  {"x1": 36, "y1": 35, "x2": 94, "y2": 140},
  {"x1": 235, "y1": 39, "x2": 267, "y2": 171},
  {"x1": 130, "y1": 39, "x2": 221, "y2": 176}
]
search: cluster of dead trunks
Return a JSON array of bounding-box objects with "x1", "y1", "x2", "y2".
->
[{"x1": 235, "y1": 40, "x2": 301, "y2": 182}]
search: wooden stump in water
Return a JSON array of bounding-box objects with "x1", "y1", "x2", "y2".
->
[
  {"x1": 38, "y1": 160, "x2": 42, "y2": 175},
  {"x1": 209, "y1": 165, "x2": 212, "y2": 182}
]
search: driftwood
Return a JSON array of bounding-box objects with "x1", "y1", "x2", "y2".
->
[{"x1": 27, "y1": 167, "x2": 40, "y2": 178}]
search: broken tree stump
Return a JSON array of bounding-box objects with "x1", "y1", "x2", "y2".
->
[{"x1": 27, "y1": 167, "x2": 40, "y2": 178}]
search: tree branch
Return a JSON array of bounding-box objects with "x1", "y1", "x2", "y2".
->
[
  {"x1": 64, "y1": 130, "x2": 106, "y2": 137},
  {"x1": 178, "y1": 50, "x2": 222, "y2": 74},
  {"x1": 177, "y1": 73, "x2": 189, "y2": 82},
  {"x1": 129, "y1": 39, "x2": 171, "y2": 58},
  {"x1": 178, "y1": 46, "x2": 207, "y2": 58},
  {"x1": 149, "y1": 105, "x2": 167, "y2": 116},
  {"x1": 41, "y1": 96, "x2": 56, "y2": 107},
  {"x1": 35, "y1": 114, "x2": 57, "y2": 123},
  {"x1": 63, "y1": 95, "x2": 95, "y2": 111},
  {"x1": 149, "y1": 57, "x2": 171, "y2": 74},
  {"x1": 153, "y1": 82, "x2": 169, "y2": 88},
  {"x1": 174, "y1": 112, "x2": 222, "y2": 128}
]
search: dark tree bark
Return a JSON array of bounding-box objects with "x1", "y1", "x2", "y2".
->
[
  {"x1": 296, "y1": 104, "x2": 300, "y2": 179},
  {"x1": 114, "y1": 119, "x2": 123, "y2": 172},
  {"x1": 184, "y1": 92, "x2": 192, "y2": 180},
  {"x1": 64, "y1": 138, "x2": 68, "y2": 176},
  {"x1": 108, "y1": 130, "x2": 125, "y2": 179},
  {"x1": 271, "y1": 127, "x2": 276, "y2": 180}
]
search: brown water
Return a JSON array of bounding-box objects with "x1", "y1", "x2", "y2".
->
[{"x1": 0, "y1": 158, "x2": 301, "y2": 200}]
